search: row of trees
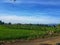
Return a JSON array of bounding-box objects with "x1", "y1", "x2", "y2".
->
[
  {"x1": 0, "y1": 20, "x2": 58, "y2": 27},
  {"x1": 0, "y1": 20, "x2": 11, "y2": 25}
]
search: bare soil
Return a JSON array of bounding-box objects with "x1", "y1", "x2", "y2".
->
[{"x1": 0, "y1": 36, "x2": 60, "y2": 45}]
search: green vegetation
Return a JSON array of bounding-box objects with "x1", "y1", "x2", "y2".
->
[{"x1": 0, "y1": 20, "x2": 60, "y2": 40}]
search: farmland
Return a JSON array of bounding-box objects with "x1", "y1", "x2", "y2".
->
[{"x1": 0, "y1": 23, "x2": 60, "y2": 40}]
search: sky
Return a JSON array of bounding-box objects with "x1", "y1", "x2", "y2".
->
[{"x1": 0, "y1": 0, "x2": 60, "y2": 24}]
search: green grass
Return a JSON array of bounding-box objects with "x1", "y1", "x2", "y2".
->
[
  {"x1": 0, "y1": 29, "x2": 47, "y2": 40},
  {"x1": 0, "y1": 24, "x2": 60, "y2": 40},
  {"x1": 0, "y1": 25, "x2": 47, "y2": 40}
]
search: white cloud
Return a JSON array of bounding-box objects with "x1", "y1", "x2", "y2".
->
[{"x1": 0, "y1": 14, "x2": 60, "y2": 24}]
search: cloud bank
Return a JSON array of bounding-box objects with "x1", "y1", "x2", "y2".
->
[{"x1": 0, "y1": 15, "x2": 60, "y2": 24}]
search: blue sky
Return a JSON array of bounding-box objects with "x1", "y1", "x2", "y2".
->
[{"x1": 0, "y1": 0, "x2": 60, "y2": 24}]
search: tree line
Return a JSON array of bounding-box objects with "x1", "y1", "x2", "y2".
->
[
  {"x1": 0, "y1": 20, "x2": 58, "y2": 27},
  {"x1": 0, "y1": 20, "x2": 11, "y2": 25}
]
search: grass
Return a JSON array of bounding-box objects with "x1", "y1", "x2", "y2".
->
[
  {"x1": 0, "y1": 29, "x2": 47, "y2": 40},
  {"x1": 0, "y1": 24, "x2": 60, "y2": 40}
]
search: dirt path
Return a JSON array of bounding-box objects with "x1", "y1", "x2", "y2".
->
[{"x1": 1, "y1": 36, "x2": 60, "y2": 45}]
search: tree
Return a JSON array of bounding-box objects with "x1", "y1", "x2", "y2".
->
[
  {"x1": 0, "y1": 20, "x2": 5, "y2": 25},
  {"x1": 0, "y1": 20, "x2": 2, "y2": 24},
  {"x1": 8, "y1": 22, "x2": 11, "y2": 25}
]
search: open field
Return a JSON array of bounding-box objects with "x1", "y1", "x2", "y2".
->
[
  {"x1": 0, "y1": 24, "x2": 60, "y2": 40},
  {"x1": 0, "y1": 25, "x2": 47, "y2": 40},
  {"x1": 0, "y1": 24, "x2": 60, "y2": 45},
  {"x1": 0, "y1": 28, "x2": 47, "y2": 40}
]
